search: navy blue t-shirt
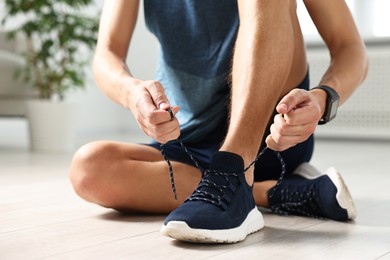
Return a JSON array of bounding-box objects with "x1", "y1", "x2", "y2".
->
[{"x1": 144, "y1": 0, "x2": 239, "y2": 143}]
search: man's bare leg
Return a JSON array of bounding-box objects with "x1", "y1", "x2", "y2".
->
[
  {"x1": 220, "y1": 0, "x2": 306, "y2": 185},
  {"x1": 69, "y1": 141, "x2": 202, "y2": 213}
]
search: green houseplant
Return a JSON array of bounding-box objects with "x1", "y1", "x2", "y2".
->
[
  {"x1": 1, "y1": 0, "x2": 99, "y2": 101},
  {"x1": 1, "y1": 0, "x2": 99, "y2": 151}
]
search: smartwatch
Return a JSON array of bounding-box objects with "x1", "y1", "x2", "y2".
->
[{"x1": 312, "y1": 85, "x2": 339, "y2": 125}]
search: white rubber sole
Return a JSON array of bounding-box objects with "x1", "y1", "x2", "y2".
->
[
  {"x1": 294, "y1": 163, "x2": 357, "y2": 220},
  {"x1": 161, "y1": 207, "x2": 264, "y2": 243}
]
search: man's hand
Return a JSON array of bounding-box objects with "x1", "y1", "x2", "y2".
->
[
  {"x1": 128, "y1": 80, "x2": 180, "y2": 143},
  {"x1": 266, "y1": 88, "x2": 326, "y2": 151}
]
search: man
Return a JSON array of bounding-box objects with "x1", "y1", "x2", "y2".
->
[{"x1": 69, "y1": 0, "x2": 368, "y2": 243}]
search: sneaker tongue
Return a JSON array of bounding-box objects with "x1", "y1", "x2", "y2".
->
[
  {"x1": 209, "y1": 151, "x2": 244, "y2": 174},
  {"x1": 200, "y1": 151, "x2": 244, "y2": 196}
]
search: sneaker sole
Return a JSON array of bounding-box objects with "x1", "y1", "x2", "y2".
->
[
  {"x1": 160, "y1": 207, "x2": 264, "y2": 243},
  {"x1": 295, "y1": 163, "x2": 357, "y2": 220}
]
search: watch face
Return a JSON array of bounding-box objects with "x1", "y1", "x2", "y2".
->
[{"x1": 329, "y1": 99, "x2": 339, "y2": 120}]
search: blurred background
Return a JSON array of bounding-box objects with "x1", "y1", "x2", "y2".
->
[{"x1": 0, "y1": 0, "x2": 389, "y2": 152}]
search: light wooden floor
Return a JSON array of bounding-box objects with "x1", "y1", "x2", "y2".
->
[{"x1": 1, "y1": 136, "x2": 390, "y2": 259}]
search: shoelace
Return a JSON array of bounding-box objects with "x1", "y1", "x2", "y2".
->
[
  {"x1": 269, "y1": 184, "x2": 324, "y2": 219},
  {"x1": 160, "y1": 138, "x2": 286, "y2": 203},
  {"x1": 186, "y1": 168, "x2": 238, "y2": 210}
]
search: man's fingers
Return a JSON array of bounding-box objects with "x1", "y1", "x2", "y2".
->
[
  {"x1": 135, "y1": 80, "x2": 178, "y2": 125},
  {"x1": 276, "y1": 103, "x2": 289, "y2": 114},
  {"x1": 147, "y1": 119, "x2": 178, "y2": 137},
  {"x1": 268, "y1": 89, "x2": 323, "y2": 151},
  {"x1": 129, "y1": 80, "x2": 180, "y2": 143},
  {"x1": 272, "y1": 115, "x2": 303, "y2": 136},
  {"x1": 165, "y1": 106, "x2": 180, "y2": 122},
  {"x1": 146, "y1": 106, "x2": 179, "y2": 125},
  {"x1": 270, "y1": 122, "x2": 314, "y2": 143},
  {"x1": 145, "y1": 81, "x2": 170, "y2": 109},
  {"x1": 283, "y1": 100, "x2": 323, "y2": 125},
  {"x1": 268, "y1": 113, "x2": 317, "y2": 151},
  {"x1": 276, "y1": 89, "x2": 308, "y2": 114},
  {"x1": 265, "y1": 134, "x2": 295, "y2": 152}
]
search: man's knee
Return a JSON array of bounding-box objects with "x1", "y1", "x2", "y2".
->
[{"x1": 69, "y1": 141, "x2": 117, "y2": 204}]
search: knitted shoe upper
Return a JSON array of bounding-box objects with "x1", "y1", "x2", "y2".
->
[
  {"x1": 164, "y1": 151, "x2": 257, "y2": 230},
  {"x1": 268, "y1": 174, "x2": 349, "y2": 221}
]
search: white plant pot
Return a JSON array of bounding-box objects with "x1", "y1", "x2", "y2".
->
[{"x1": 26, "y1": 100, "x2": 78, "y2": 152}]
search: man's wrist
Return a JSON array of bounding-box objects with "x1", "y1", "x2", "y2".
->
[{"x1": 310, "y1": 88, "x2": 327, "y2": 118}]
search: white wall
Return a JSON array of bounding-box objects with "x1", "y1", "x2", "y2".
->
[{"x1": 297, "y1": 0, "x2": 390, "y2": 40}]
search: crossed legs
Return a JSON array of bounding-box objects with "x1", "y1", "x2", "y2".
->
[{"x1": 69, "y1": 141, "x2": 278, "y2": 213}]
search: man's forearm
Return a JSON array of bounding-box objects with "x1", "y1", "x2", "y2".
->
[
  {"x1": 319, "y1": 43, "x2": 368, "y2": 105},
  {"x1": 93, "y1": 49, "x2": 140, "y2": 110}
]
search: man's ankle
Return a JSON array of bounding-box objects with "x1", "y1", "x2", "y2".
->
[
  {"x1": 253, "y1": 180, "x2": 278, "y2": 207},
  {"x1": 244, "y1": 168, "x2": 255, "y2": 187}
]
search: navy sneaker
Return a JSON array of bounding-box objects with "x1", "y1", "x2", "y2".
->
[
  {"x1": 268, "y1": 163, "x2": 357, "y2": 221},
  {"x1": 161, "y1": 151, "x2": 264, "y2": 243}
]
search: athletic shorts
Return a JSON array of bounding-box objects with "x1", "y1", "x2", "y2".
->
[{"x1": 146, "y1": 72, "x2": 314, "y2": 182}]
